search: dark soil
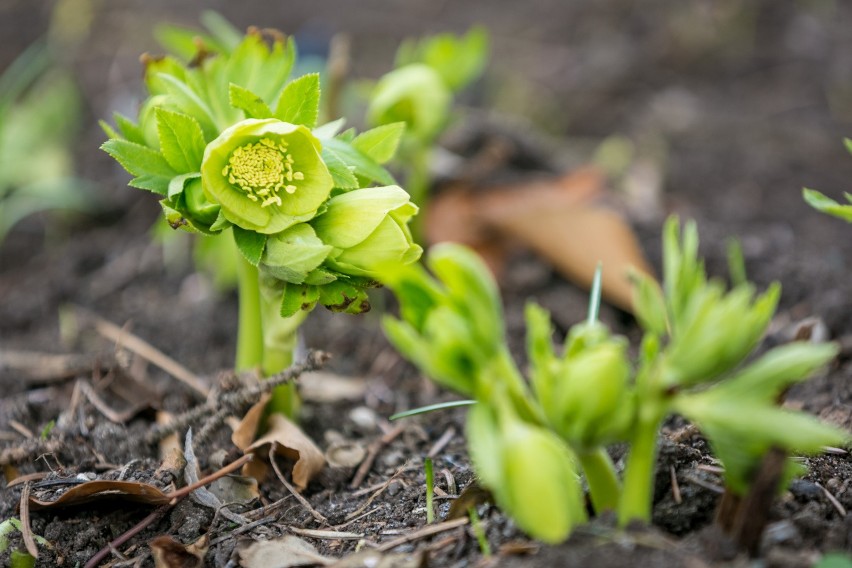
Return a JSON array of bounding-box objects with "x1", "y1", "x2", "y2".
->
[{"x1": 3, "y1": 1, "x2": 852, "y2": 567}]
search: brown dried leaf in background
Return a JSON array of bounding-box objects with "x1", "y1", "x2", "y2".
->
[
  {"x1": 28, "y1": 479, "x2": 172, "y2": 510},
  {"x1": 151, "y1": 534, "x2": 208, "y2": 568},
  {"x1": 231, "y1": 393, "x2": 271, "y2": 450},
  {"x1": 300, "y1": 371, "x2": 367, "y2": 403},
  {"x1": 426, "y1": 167, "x2": 655, "y2": 313},
  {"x1": 328, "y1": 550, "x2": 426, "y2": 568}
]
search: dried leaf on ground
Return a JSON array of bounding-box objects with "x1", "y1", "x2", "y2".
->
[
  {"x1": 300, "y1": 371, "x2": 367, "y2": 403},
  {"x1": 238, "y1": 535, "x2": 333, "y2": 567},
  {"x1": 28, "y1": 479, "x2": 172, "y2": 510},
  {"x1": 151, "y1": 534, "x2": 208, "y2": 568},
  {"x1": 328, "y1": 550, "x2": 426, "y2": 568},
  {"x1": 232, "y1": 398, "x2": 326, "y2": 490},
  {"x1": 426, "y1": 167, "x2": 654, "y2": 312}
]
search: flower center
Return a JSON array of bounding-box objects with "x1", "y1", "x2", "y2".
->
[{"x1": 222, "y1": 138, "x2": 305, "y2": 207}]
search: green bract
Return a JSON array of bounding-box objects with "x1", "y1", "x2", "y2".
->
[
  {"x1": 201, "y1": 118, "x2": 333, "y2": 234},
  {"x1": 312, "y1": 186, "x2": 422, "y2": 277}
]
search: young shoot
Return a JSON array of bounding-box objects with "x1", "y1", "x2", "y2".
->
[
  {"x1": 382, "y1": 217, "x2": 848, "y2": 543},
  {"x1": 424, "y1": 457, "x2": 435, "y2": 524},
  {"x1": 101, "y1": 17, "x2": 421, "y2": 418}
]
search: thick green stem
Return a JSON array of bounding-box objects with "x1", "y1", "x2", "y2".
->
[
  {"x1": 406, "y1": 145, "x2": 431, "y2": 243},
  {"x1": 260, "y1": 287, "x2": 308, "y2": 418},
  {"x1": 578, "y1": 447, "x2": 621, "y2": 514},
  {"x1": 235, "y1": 256, "x2": 264, "y2": 372},
  {"x1": 618, "y1": 406, "x2": 664, "y2": 525}
]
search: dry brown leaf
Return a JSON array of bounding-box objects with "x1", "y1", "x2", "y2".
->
[
  {"x1": 231, "y1": 393, "x2": 271, "y2": 451},
  {"x1": 28, "y1": 479, "x2": 172, "y2": 510},
  {"x1": 300, "y1": 371, "x2": 367, "y2": 403},
  {"x1": 247, "y1": 414, "x2": 326, "y2": 490},
  {"x1": 157, "y1": 411, "x2": 182, "y2": 462},
  {"x1": 426, "y1": 167, "x2": 655, "y2": 313},
  {"x1": 327, "y1": 550, "x2": 426, "y2": 568},
  {"x1": 447, "y1": 481, "x2": 493, "y2": 520},
  {"x1": 238, "y1": 535, "x2": 333, "y2": 567},
  {"x1": 151, "y1": 534, "x2": 208, "y2": 568}
]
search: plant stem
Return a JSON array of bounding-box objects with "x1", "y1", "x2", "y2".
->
[
  {"x1": 406, "y1": 145, "x2": 431, "y2": 243},
  {"x1": 235, "y1": 256, "x2": 263, "y2": 372},
  {"x1": 260, "y1": 287, "x2": 308, "y2": 418},
  {"x1": 618, "y1": 405, "x2": 664, "y2": 525},
  {"x1": 578, "y1": 447, "x2": 621, "y2": 514}
]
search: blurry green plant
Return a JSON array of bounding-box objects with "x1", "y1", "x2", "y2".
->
[
  {"x1": 0, "y1": 41, "x2": 94, "y2": 246},
  {"x1": 0, "y1": 517, "x2": 51, "y2": 567},
  {"x1": 367, "y1": 27, "x2": 489, "y2": 234},
  {"x1": 101, "y1": 14, "x2": 421, "y2": 417},
  {"x1": 803, "y1": 138, "x2": 852, "y2": 222},
  {"x1": 382, "y1": 216, "x2": 847, "y2": 543}
]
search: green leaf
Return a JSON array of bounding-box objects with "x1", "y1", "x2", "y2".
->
[
  {"x1": 113, "y1": 112, "x2": 147, "y2": 144},
  {"x1": 323, "y1": 138, "x2": 396, "y2": 186},
  {"x1": 318, "y1": 280, "x2": 370, "y2": 313},
  {"x1": 155, "y1": 108, "x2": 206, "y2": 173},
  {"x1": 102, "y1": 139, "x2": 176, "y2": 178},
  {"x1": 129, "y1": 175, "x2": 171, "y2": 195},
  {"x1": 352, "y1": 123, "x2": 406, "y2": 165},
  {"x1": 803, "y1": 188, "x2": 852, "y2": 222},
  {"x1": 167, "y1": 172, "x2": 201, "y2": 198},
  {"x1": 228, "y1": 83, "x2": 272, "y2": 119},
  {"x1": 274, "y1": 73, "x2": 320, "y2": 128},
  {"x1": 280, "y1": 284, "x2": 320, "y2": 317},
  {"x1": 232, "y1": 225, "x2": 267, "y2": 266},
  {"x1": 397, "y1": 27, "x2": 490, "y2": 92},
  {"x1": 390, "y1": 400, "x2": 476, "y2": 420},
  {"x1": 321, "y1": 147, "x2": 359, "y2": 190},
  {"x1": 312, "y1": 118, "x2": 346, "y2": 139}
]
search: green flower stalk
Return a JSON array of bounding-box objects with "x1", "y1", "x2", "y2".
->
[{"x1": 102, "y1": 17, "x2": 421, "y2": 419}]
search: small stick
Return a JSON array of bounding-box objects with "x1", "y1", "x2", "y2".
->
[
  {"x1": 208, "y1": 512, "x2": 279, "y2": 546},
  {"x1": 269, "y1": 445, "x2": 328, "y2": 525},
  {"x1": 684, "y1": 474, "x2": 725, "y2": 495},
  {"x1": 350, "y1": 424, "x2": 404, "y2": 489},
  {"x1": 815, "y1": 482, "x2": 847, "y2": 517},
  {"x1": 289, "y1": 527, "x2": 364, "y2": 540},
  {"x1": 19, "y1": 482, "x2": 39, "y2": 559},
  {"x1": 344, "y1": 464, "x2": 409, "y2": 522},
  {"x1": 375, "y1": 517, "x2": 469, "y2": 552},
  {"x1": 427, "y1": 426, "x2": 456, "y2": 458},
  {"x1": 8, "y1": 420, "x2": 34, "y2": 439},
  {"x1": 81, "y1": 308, "x2": 210, "y2": 397},
  {"x1": 84, "y1": 505, "x2": 171, "y2": 568},
  {"x1": 166, "y1": 454, "x2": 253, "y2": 502},
  {"x1": 670, "y1": 465, "x2": 682, "y2": 505}
]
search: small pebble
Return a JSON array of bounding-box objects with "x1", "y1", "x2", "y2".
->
[
  {"x1": 387, "y1": 480, "x2": 403, "y2": 496},
  {"x1": 789, "y1": 479, "x2": 822, "y2": 500},
  {"x1": 381, "y1": 449, "x2": 404, "y2": 469},
  {"x1": 349, "y1": 406, "x2": 378, "y2": 431}
]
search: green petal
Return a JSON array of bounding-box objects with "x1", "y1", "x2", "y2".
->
[{"x1": 312, "y1": 185, "x2": 415, "y2": 248}]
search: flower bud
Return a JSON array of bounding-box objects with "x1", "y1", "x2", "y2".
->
[
  {"x1": 311, "y1": 185, "x2": 422, "y2": 278},
  {"x1": 549, "y1": 341, "x2": 631, "y2": 447},
  {"x1": 367, "y1": 64, "x2": 451, "y2": 142},
  {"x1": 201, "y1": 118, "x2": 333, "y2": 234}
]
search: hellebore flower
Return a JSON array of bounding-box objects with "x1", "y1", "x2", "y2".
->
[
  {"x1": 367, "y1": 64, "x2": 451, "y2": 143},
  {"x1": 311, "y1": 185, "x2": 422, "y2": 278},
  {"x1": 260, "y1": 223, "x2": 333, "y2": 284},
  {"x1": 201, "y1": 118, "x2": 333, "y2": 234}
]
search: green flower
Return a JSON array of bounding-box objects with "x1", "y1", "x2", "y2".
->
[
  {"x1": 367, "y1": 64, "x2": 451, "y2": 142},
  {"x1": 260, "y1": 223, "x2": 333, "y2": 284},
  {"x1": 311, "y1": 185, "x2": 422, "y2": 277},
  {"x1": 201, "y1": 118, "x2": 333, "y2": 234}
]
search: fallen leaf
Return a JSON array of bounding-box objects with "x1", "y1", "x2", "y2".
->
[
  {"x1": 28, "y1": 479, "x2": 172, "y2": 510},
  {"x1": 247, "y1": 414, "x2": 326, "y2": 490},
  {"x1": 151, "y1": 534, "x2": 208, "y2": 568},
  {"x1": 300, "y1": 372, "x2": 367, "y2": 403},
  {"x1": 239, "y1": 535, "x2": 333, "y2": 567},
  {"x1": 447, "y1": 481, "x2": 493, "y2": 520},
  {"x1": 231, "y1": 394, "x2": 271, "y2": 451},
  {"x1": 325, "y1": 442, "x2": 366, "y2": 469},
  {"x1": 426, "y1": 167, "x2": 655, "y2": 313},
  {"x1": 328, "y1": 550, "x2": 426, "y2": 568}
]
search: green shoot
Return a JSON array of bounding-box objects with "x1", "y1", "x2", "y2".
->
[
  {"x1": 468, "y1": 506, "x2": 492, "y2": 557},
  {"x1": 587, "y1": 262, "x2": 603, "y2": 325},
  {"x1": 425, "y1": 457, "x2": 435, "y2": 524},
  {"x1": 389, "y1": 400, "x2": 477, "y2": 421}
]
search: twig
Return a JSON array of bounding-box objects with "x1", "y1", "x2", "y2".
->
[
  {"x1": 670, "y1": 465, "x2": 682, "y2": 505},
  {"x1": 19, "y1": 482, "x2": 39, "y2": 559},
  {"x1": 84, "y1": 505, "x2": 171, "y2": 568},
  {"x1": 427, "y1": 426, "x2": 456, "y2": 458},
  {"x1": 269, "y1": 445, "x2": 328, "y2": 525},
  {"x1": 8, "y1": 420, "x2": 34, "y2": 439},
  {"x1": 80, "y1": 381, "x2": 143, "y2": 423},
  {"x1": 350, "y1": 423, "x2": 404, "y2": 488},
  {"x1": 816, "y1": 481, "x2": 847, "y2": 517},
  {"x1": 167, "y1": 454, "x2": 253, "y2": 502},
  {"x1": 375, "y1": 517, "x2": 469, "y2": 552},
  {"x1": 289, "y1": 527, "x2": 364, "y2": 540},
  {"x1": 208, "y1": 512, "x2": 279, "y2": 546},
  {"x1": 0, "y1": 439, "x2": 64, "y2": 467},
  {"x1": 144, "y1": 351, "x2": 330, "y2": 444},
  {"x1": 683, "y1": 474, "x2": 725, "y2": 495},
  {"x1": 344, "y1": 464, "x2": 409, "y2": 523},
  {"x1": 78, "y1": 307, "x2": 210, "y2": 397}
]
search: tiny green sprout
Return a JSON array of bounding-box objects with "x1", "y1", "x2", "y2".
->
[
  {"x1": 39, "y1": 420, "x2": 55, "y2": 440},
  {"x1": 384, "y1": 217, "x2": 847, "y2": 544},
  {"x1": 424, "y1": 457, "x2": 435, "y2": 524},
  {"x1": 388, "y1": 400, "x2": 477, "y2": 421},
  {"x1": 101, "y1": 16, "x2": 421, "y2": 418},
  {"x1": 468, "y1": 506, "x2": 492, "y2": 558}
]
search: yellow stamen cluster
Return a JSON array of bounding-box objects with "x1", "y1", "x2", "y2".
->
[{"x1": 222, "y1": 138, "x2": 305, "y2": 207}]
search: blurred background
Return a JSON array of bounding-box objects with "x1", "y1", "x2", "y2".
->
[{"x1": 3, "y1": 0, "x2": 852, "y2": 357}]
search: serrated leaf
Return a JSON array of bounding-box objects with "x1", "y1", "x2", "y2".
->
[
  {"x1": 155, "y1": 108, "x2": 206, "y2": 173},
  {"x1": 232, "y1": 225, "x2": 267, "y2": 266},
  {"x1": 102, "y1": 139, "x2": 176, "y2": 178},
  {"x1": 274, "y1": 73, "x2": 320, "y2": 128},
  {"x1": 167, "y1": 172, "x2": 201, "y2": 198},
  {"x1": 113, "y1": 112, "x2": 147, "y2": 145},
  {"x1": 803, "y1": 188, "x2": 852, "y2": 222},
  {"x1": 323, "y1": 138, "x2": 395, "y2": 186},
  {"x1": 280, "y1": 284, "x2": 320, "y2": 317},
  {"x1": 129, "y1": 175, "x2": 171, "y2": 195},
  {"x1": 99, "y1": 119, "x2": 119, "y2": 140},
  {"x1": 318, "y1": 280, "x2": 370, "y2": 313},
  {"x1": 321, "y1": 147, "x2": 359, "y2": 190},
  {"x1": 228, "y1": 83, "x2": 272, "y2": 119},
  {"x1": 352, "y1": 122, "x2": 405, "y2": 164}
]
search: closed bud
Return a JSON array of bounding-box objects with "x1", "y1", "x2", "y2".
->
[{"x1": 367, "y1": 64, "x2": 451, "y2": 142}]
